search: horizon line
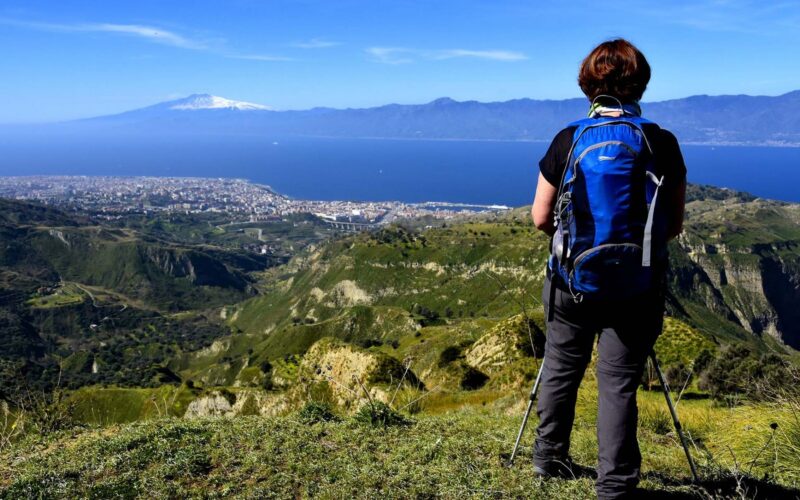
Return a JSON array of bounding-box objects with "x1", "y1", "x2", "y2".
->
[{"x1": 3, "y1": 88, "x2": 799, "y2": 126}]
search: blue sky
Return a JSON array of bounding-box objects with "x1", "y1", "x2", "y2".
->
[{"x1": 2, "y1": 0, "x2": 799, "y2": 122}]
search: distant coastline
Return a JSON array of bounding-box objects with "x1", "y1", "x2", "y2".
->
[{"x1": 254, "y1": 134, "x2": 800, "y2": 148}]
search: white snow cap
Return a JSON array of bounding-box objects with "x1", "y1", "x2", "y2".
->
[{"x1": 170, "y1": 94, "x2": 271, "y2": 111}]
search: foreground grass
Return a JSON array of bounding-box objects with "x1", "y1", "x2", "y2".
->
[{"x1": 2, "y1": 408, "x2": 799, "y2": 499}]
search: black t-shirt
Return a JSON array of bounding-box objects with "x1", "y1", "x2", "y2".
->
[{"x1": 539, "y1": 123, "x2": 687, "y2": 189}]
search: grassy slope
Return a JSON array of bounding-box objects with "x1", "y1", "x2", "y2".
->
[
  {"x1": 5, "y1": 192, "x2": 800, "y2": 497},
  {"x1": 232, "y1": 213, "x2": 548, "y2": 333},
  {"x1": 3, "y1": 385, "x2": 799, "y2": 498}
]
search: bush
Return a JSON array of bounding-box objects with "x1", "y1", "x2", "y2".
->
[
  {"x1": 698, "y1": 344, "x2": 795, "y2": 402},
  {"x1": 356, "y1": 339, "x2": 383, "y2": 349},
  {"x1": 10, "y1": 387, "x2": 75, "y2": 436},
  {"x1": 353, "y1": 402, "x2": 411, "y2": 428},
  {"x1": 665, "y1": 362, "x2": 693, "y2": 389},
  {"x1": 460, "y1": 367, "x2": 489, "y2": 391},
  {"x1": 298, "y1": 401, "x2": 339, "y2": 424},
  {"x1": 437, "y1": 346, "x2": 461, "y2": 367}
]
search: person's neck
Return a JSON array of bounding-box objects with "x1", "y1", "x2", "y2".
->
[{"x1": 588, "y1": 99, "x2": 641, "y2": 118}]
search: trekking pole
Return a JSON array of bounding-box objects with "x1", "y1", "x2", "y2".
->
[
  {"x1": 507, "y1": 358, "x2": 545, "y2": 466},
  {"x1": 650, "y1": 352, "x2": 699, "y2": 483}
]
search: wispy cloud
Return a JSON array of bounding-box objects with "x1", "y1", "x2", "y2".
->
[
  {"x1": 432, "y1": 49, "x2": 527, "y2": 61},
  {"x1": 622, "y1": 0, "x2": 800, "y2": 35},
  {"x1": 227, "y1": 53, "x2": 294, "y2": 62},
  {"x1": 292, "y1": 38, "x2": 340, "y2": 49},
  {"x1": 366, "y1": 46, "x2": 527, "y2": 64},
  {"x1": 0, "y1": 18, "x2": 207, "y2": 49},
  {"x1": 0, "y1": 17, "x2": 290, "y2": 61},
  {"x1": 365, "y1": 47, "x2": 415, "y2": 64},
  {"x1": 88, "y1": 23, "x2": 208, "y2": 49}
]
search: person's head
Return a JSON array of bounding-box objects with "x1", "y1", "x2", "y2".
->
[{"x1": 578, "y1": 39, "x2": 650, "y2": 104}]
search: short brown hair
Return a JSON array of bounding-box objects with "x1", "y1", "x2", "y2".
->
[{"x1": 578, "y1": 39, "x2": 650, "y2": 103}]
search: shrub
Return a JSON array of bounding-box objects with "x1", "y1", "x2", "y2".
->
[
  {"x1": 353, "y1": 402, "x2": 411, "y2": 428},
  {"x1": 356, "y1": 339, "x2": 383, "y2": 349},
  {"x1": 438, "y1": 346, "x2": 461, "y2": 367},
  {"x1": 460, "y1": 367, "x2": 489, "y2": 390},
  {"x1": 298, "y1": 401, "x2": 339, "y2": 424},
  {"x1": 665, "y1": 362, "x2": 693, "y2": 389},
  {"x1": 218, "y1": 389, "x2": 237, "y2": 406},
  {"x1": 10, "y1": 387, "x2": 75, "y2": 436},
  {"x1": 698, "y1": 344, "x2": 795, "y2": 402}
]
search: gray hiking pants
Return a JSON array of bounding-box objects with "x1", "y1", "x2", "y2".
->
[{"x1": 535, "y1": 275, "x2": 664, "y2": 499}]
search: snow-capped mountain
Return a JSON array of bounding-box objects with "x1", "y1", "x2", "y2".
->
[{"x1": 168, "y1": 94, "x2": 271, "y2": 111}]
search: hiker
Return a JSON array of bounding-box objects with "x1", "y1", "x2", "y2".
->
[{"x1": 530, "y1": 39, "x2": 687, "y2": 499}]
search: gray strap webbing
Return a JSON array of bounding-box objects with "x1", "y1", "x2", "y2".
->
[{"x1": 642, "y1": 172, "x2": 664, "y2": 267}]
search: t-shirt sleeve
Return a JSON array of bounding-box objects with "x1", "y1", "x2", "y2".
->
[
  {"x1": 654, "y1": 129, "x2": 687, "y2": 185},
  {"x1": 538, "y1": 127, "x2": 575, "y2": 187}
]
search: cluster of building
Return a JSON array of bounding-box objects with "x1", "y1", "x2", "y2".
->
[
  {"x1": 0, "y1": 176, "x2": 285, "y2": 215},
  {"x1": 0, "y1": 175, "x2": 509, "y2": 224}
]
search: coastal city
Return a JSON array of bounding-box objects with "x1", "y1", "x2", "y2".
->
[{"x1": 0, "y1": 176, "x2": 510, "y2": 227}]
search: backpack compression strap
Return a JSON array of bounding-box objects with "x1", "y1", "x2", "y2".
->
[{"x1": 642, "y1": 171, "x2": 664, "y2": 267}]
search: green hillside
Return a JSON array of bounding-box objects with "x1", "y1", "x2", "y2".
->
[
  {"x1": 181, "y1": 186, "x2": 800, "y2": 392},
  {"x1": 3, "y1": 188, "x2": 800, "y2": 497},
  {"x1": 4, "y1": 187, "x2": 799, "y2": 397},
  {"x1": 0, "y1": 200, "x2": 335, "y2": 393}
]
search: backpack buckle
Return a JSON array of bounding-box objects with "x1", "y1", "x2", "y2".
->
[{"x1": 567, "y1": 277, "x2": 583, "y2": 303}]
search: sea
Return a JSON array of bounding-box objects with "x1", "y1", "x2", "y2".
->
[{"x1": 1, "y1": 136, "x2": 798, "y2": 205}]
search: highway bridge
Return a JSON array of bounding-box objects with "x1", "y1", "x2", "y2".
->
[{"x1": 322, "y1": 220, "x2": 378, "y2": 232}]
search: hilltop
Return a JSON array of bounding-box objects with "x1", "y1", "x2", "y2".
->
[{"x1": 4, "y1": 407, "x2": 800, "y2": 499}]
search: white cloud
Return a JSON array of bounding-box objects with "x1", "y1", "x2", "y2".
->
[
  {"x1": 90, "y1": 23, "x2": 209, "y2": 49},
  {"x1": 432, "y1": 49, "x2": 527, "y2": 61},
  {"x1": 366, "y1": 46, "x2": 527, "y2": 64},
  {"x1": 0, "y1": 18, "x2": 206, "y2": 49},
  {"x1": 365, "y1": 47, "x2": 415, "y2": 64},
  {"x1": 0, "y1": 18, "x2": 290, "y2": 61},
  {"x1": 227, "y1": 53, "x2": 295, "y2": 62},
  {"x1": 292, "y1": 38, "x2": 340, "y2": 49}
]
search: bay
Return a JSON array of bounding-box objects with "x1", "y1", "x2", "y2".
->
[{"x1": 0, "y1": 135, "x2": 798, "y2": 205}]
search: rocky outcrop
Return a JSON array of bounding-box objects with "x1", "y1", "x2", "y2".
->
[
  {"x1": 295, "y1": 337, "x2": 419, "y2": 408},
  {"x1": 142, "y1": 246, "x2": 249, "y2": 290},
  {"x1": 326, "y1": 280, "x2": 373, "y2": 307},
  {"x1": 672, "y1": 202, "x2": 800, "y2": 349},
  {"x1": 183, "y1": 389, "x2": 290, "y2": 418},
  {"x1": 465, "y1": 314, "x2": 544, "y2": 374},
  {"x1": 184, "y1": 391, "x2": 235, "y2": 418}
]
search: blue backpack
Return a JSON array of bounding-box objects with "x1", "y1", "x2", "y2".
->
[{"x1": 549, "y1": 113, "x2": 667, "y2": 307}]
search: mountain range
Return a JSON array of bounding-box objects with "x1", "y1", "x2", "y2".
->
[{"x1": 7, "y1": 91, "x2": 800, "y2": 146}]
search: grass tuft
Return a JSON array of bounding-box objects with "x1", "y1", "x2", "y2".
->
[{"x1": 353, "y1": 401, "x2": 412, "y2": 428}]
